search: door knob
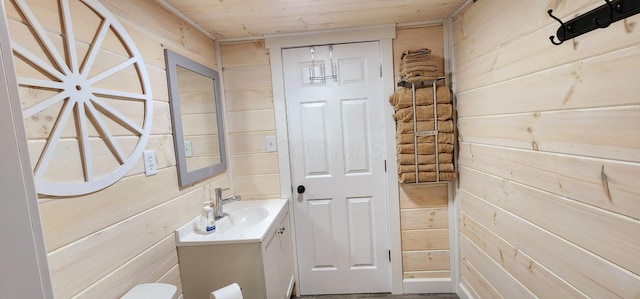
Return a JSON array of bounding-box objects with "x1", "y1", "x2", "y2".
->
[{"x1": 297, "y1": 185, "x2": 305, "y2": 194}]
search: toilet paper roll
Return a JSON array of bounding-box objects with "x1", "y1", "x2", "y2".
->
[{"x1": 210, "y1": 283, "x2": 243, "y2": 299}]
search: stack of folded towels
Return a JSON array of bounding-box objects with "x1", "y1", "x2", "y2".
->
[
  {"x1": 389, "y1": 85, "x2": 456, "y2": 183},
  {"x1": 400, "y1": 48, "x2": 439, "y2": 83}
]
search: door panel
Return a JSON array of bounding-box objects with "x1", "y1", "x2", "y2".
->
[
  {"x1": 283, "y1": 41, "x2": 389, "y2": 295},
  {"x1": 308, "y1": 199, "x2": 338, "y2": 270},
  {"x1": 300, "y1": 102, "x2": 330, "y2": 176},
  {"x1": 347, "y1": 196, "x2": 375, "y2": 267},
  {"x1": 341, "y1": 99, "x2": 370, "y2": 174}
]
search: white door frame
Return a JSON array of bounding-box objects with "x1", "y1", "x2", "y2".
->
[
  {"x1": 0, "y1": 1, "x2": 54, "y2": 298},
  {"x1": 265, "y1": 24, "x2": 403, "y2": 295}
]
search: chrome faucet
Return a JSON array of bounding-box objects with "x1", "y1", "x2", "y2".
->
[{"x1": 214, "y1": 187, "x2": 241, "y2": 220}]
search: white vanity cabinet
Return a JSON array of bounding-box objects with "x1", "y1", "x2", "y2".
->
[
  {"x1": 263, "y1": 211, "x2": 295, "y2": 299},
  {"x1": 176, "y1": 199, "x2": 294, "y2": 299}
]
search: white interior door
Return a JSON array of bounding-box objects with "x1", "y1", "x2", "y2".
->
[{"x1": 283, "y1": 41, "x2": 390, "y2": 295}]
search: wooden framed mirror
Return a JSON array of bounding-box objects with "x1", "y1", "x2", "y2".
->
[{"x1": 165, "y1": 49, "x2": 226, "y2": 186}]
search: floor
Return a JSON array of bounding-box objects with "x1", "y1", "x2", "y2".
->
[{"x1": 294, "y1": 294, "x2": 459, "y2": 299}]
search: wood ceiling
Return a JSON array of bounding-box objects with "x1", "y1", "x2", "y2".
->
[{"x1": 160, "y1": 0, "x2": 468, "y2": 40}]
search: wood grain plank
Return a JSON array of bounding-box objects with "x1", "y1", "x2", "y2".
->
[
  {"x1": 226, "y1": 109, "x2": 275, "y2": 133},
  {"x1": 231, "y1": 153, "x2": 279, "y2": 176},
  {"x1": 403, "y1": 271, "x2": 450, "y2": 279},
  {"x1": 402, "y1": 250, "x2": 450, "y2": 272},
  {"x1": 399, "y1": 183, "x2": 448, "y2": 209},
  {"x1": 73, "y1": 235, "x2": 179, "y2": 299},
  {"x1": 461, "y1": 212, "x2": 587, "y2": 299},
  {"x1": 223, "y1": 88, "x2": 274, "y2": 112},
  {"x1": 176, "y1": 1, "x2": 457, "y2": 39},
  {"x1": 39, "y1": 167, "x2": 175, "y2": 249},
  {"x1": 402, "y1": 229, "x2": 449, "y2": 251},
  {"x1": 456, "y1": 45, "x2": 640, "y2": 117},
  {"x1": 458, "y1": 107, "x2": 640, "y2": 163},
  {"x1": 39, "y1": 170, "x2": 227, "y2": 250},
  {"x1": 220, "y1": 41, "x2": 270, "y2": 67},
  {"x1": 459, "y1": 189, "x2": 640, "y2": 298},
  {"x1": 460, "y1": 166, "x2": 640, "y2": 275},
  {"x1": 393, "y1": 26, "x2": 445, "y2": 79},
  {"x1": 223, "y1": 64, "x2": 273, "y2": 90},
  {"x1": 228, "y1": 131, "x2": 277, "y2": 154},
  {"x1": 460, "y1": 236, "x2": 536, "y2": 299},
  {"x1": 454, "y1": 0, "x2": 601, "y2": 67},
  {"x1": 460, "y1": 259, "x2": 502, "y2": 299},
  {"x1": 454, "y1": 3, "x2": 640, "y2": 92},
  {"x1": 47, "y1": 187, "x2": 207, "y2": 298},
  {"x1": 100, "y1": 0, "x2": 217, "y2": 69},
  {"x1": 400, "y1": 208, "x2": 448, "y2": 230},
  {"x1": 458, "y1": 142, "x2": 640, "y2": 220},
  {"x1": 233, "y1": 174, "x2": 280, "y2": 197}
]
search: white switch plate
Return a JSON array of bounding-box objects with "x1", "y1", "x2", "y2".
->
[
  {"x1": 143, "y1": 150, "x2": 157, "y2": 176},
  {"x1": 184, "y1": 141, "x2": 193, "y2": 157},
  {"x1": 265, "y1": 135, "x2": 277, "y2": 152}
]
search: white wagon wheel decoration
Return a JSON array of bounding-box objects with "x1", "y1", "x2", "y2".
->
[{"x1": 11, "y1": 0, "x2": 153, "y2": 196}]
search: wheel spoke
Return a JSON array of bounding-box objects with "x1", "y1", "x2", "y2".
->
[
  {"x1": 12, "y1": 43, "x2": 65, "y2": 80},
  {"x1": 60, "y1": 0, "x2": 79, "y2": 73},
  {"x1": 18, "y1": 77, "x2": 64, "y2": 89},
  {"x1": 88, "y1": 57, "x2": 136, "y2": 85},
  {"x1": 34, "y1": 98, "x2": 75, "y2": 178},
  {"x1": 75, "y1": 102, "x2": 93, "y2": 182},
  {"x1": 85, "y1": 100, "x2": 126, "y2": 164},
  {"x1": 14, "y1": 0, "x2": 71, "y2": 75},
  {"x1": 92, "y1": 87, "x2": 148, "y2": 101},
  {"x1": 80, "y1": 19, "x2": 110, "y2": 76},
  {"x1": 23, "y1": 90, "x2": 69, "y2": 119},
  {"x1": 90, "y1": 97, "x2": 144, "y2": 134}
]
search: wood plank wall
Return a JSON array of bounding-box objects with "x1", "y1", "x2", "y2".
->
[
  {"x1": 400, "y1": 183, "x2": 450, "y2": 279},
  {"x1": 4, "y1": 0, "x2": 229, "y2": 298},
  {"x1": 392, "y1": 26, "x2": 452, "y2": 280},
  {"x1": 220, "y1": 41, "x2": 281, "y2": 199},
  {"x1": 454, "y1": 1, "x2": 640, "y2": 298},
  {"x1": 393, "y1": 26, "x2": 445, "y2": 87}
]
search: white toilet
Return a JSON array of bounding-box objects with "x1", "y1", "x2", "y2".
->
[{"x1": 121, "y1": 283, "x2": 179, "y2": 299}]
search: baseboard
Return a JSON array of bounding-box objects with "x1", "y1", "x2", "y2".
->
[
  {"x1": 456, "y1": 281, "x2": 474, "y2": 299},
  {"x1": 402, "y1": 278, "x2": 454, "y2": 294}
]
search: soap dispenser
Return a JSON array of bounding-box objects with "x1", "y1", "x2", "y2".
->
[{"x1": 200, "y1": 201, "x2": 216, "y2": 234}]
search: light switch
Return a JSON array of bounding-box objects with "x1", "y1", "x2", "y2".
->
[
  {"x1": 184, "y1": 141, "x2": 193, "y2": 157},
  {"x1": 265, "y1": 135, "x2": 277, "y2": 152},
  {"x1": 143, "y1": 150, "x2": 158, "y2": 176}
]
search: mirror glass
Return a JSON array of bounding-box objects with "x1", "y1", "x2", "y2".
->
[{"x1": 165, "y1": 49, "x2": 226, "y2": 186}]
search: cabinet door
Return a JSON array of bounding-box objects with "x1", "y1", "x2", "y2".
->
[
  {"x1": 263, "y1": 228, "x2": 281, "y2": 299},
  {"x1": 278, "y1": 214, "x2": 295, "y2": 297}
]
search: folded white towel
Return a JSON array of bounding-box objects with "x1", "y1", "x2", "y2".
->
[{"x1": 211, "y1": 283, "x2": 243, "y2": 299}]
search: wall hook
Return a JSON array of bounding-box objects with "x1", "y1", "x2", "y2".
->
[
  {"x1": 548, "y1": 0, "x2": 640, "y2": 46},
  {"x1": 594, "y1": 0, "x2": 614, "y2": 28},
  {"x1": 548, "y1": 9, "x2": 566, "y2": 45}
]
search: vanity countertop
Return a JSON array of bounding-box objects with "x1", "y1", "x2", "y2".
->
[{"x1": 175, "y1": 198, "x2": 288, "y2": 246}]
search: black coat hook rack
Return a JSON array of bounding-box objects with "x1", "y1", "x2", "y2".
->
[{"x1": 548, "y1": 0, "x2": 640, "y2": 45}]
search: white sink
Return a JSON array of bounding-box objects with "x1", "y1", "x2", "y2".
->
[
  {"x1": 175, "y1": 199, "x2": 288, "y2": 246},
  {"x1": 224, "y1": 206, "x2": 269, "y2": 227}
]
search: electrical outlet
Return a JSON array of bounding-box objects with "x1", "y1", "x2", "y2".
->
[
  {"x1": 265, "y1": 135, "x2": 277, "y2": 152},
  {"x1": 143, "y1": 150, "x2": 157, "y2": 176},
  {"x1": 184, "y1": 141, "x2": 193, "y2": 157}
]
